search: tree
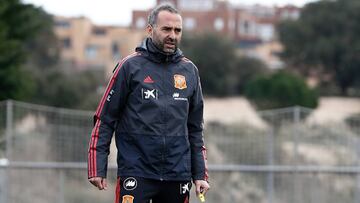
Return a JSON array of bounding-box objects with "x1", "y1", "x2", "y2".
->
[
  {"x1": 0, "y1": 0, "x2": 54, "y2": 100},
  {"x1": 31, "y1": 69, "x2": 104, "y2": 109},
  {"x1": 232, "y1": 57, "x2": 269, "y2": 94},
  {"x1": 181, "y1": 33, "x2": 269, "y2": 96},
  {"x1": 278, "y1": 0, "x2": 360, "y2": 95},
  {"x1": 245, "y1": 71, "x2": 318, "y2": 110},
  {"x1": 181, "y1": 33, "x2": 237, "y2": 96}
]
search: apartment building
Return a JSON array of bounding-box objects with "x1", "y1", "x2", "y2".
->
[{"x1": 54, "y1": 16, "x2": 146, "y2": 76}]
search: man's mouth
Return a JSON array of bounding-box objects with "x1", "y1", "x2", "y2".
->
[
  {"x1": 165, "y1": 40, "x2": 176, "y2": 46},
  {"x1": 165, "y1": 42, "x2": 175, "y2": 46}
]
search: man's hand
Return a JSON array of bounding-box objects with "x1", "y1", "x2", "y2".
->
[
  {"x1": 89, "y1": 177, "x2": 108, "y2": 190},
  {"x1": 194, "y1": 180, "x2": 210, "y2": 196}
]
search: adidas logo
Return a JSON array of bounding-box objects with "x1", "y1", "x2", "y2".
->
[{"x1": 144, "y1": 76, "x2": 154, "y2": 83}]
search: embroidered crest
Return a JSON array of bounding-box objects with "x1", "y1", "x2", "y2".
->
[
  {"x1": 174, "y1": 74, "x2": 187, "y2": 90},
  {"x1": 122, "y1": 195, "x2": 134, "y2": 203}
]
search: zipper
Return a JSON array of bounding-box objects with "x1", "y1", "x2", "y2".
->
[
  {"x1": 160, "y1": 135, "x2": 166, "y2": 181},
  {"x1": 160, "y1": 63, "x2": 167, "y2": 181}
]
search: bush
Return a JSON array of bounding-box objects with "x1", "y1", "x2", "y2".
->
[
  {"x1": 345, "y1": 113, "x2": 360, "y2": 135},
  {"x1": 245, "y1": 71, "x2": 318, "y2": 110}
]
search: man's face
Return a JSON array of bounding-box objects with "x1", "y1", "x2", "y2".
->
[{"x1": 148, "y1": 11, "x2": 182, "y2": 54}]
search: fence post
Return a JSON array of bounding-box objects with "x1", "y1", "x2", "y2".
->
[
  {"x1": 293, "y1": 106, "x2": 301, "y2": 203},
  {"x1": 356, "y1": 173, "x2": 360, "y2": 203},
  {"x1": 5, "y1": 100, "x2": 13, "y2": 161},
  {"x1": 59, "y1": 169, "x2": 65, "y2": 203},
  {"x1": 355, "y1": 138, "x2": 360, "y2": 203},
  {"x1": 267, "y1": 126, "x2": 275, "y2": 203},
  {"x1": 4, "y1": 100, "x2": 14, "y2": 203}
]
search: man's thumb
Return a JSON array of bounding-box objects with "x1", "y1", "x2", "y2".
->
[{"x1": 102, "y1": 178, "x2": 108, "y2": 190}]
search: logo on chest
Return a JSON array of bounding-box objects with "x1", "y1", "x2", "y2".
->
[
  {"x1": 142, "y1": 88, "x2": 158, "y2": 100},
  {"x1": 173, "y1": 92, "x2": 188, "y2": 101},
  {"x1": 143, "y1": 75, "x2": 154, "y2": 83},
  {"x1": 174, "y1": 74, "x2": 187, "y2": 90}
]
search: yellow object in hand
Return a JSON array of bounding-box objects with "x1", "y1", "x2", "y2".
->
[{"x1": 198, "y1": 193, "x2": 205, "y2": 202}]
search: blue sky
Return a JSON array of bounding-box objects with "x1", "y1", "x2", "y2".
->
[{"x1": 23, "y1": 0, "x2": 319, "y2": 26}]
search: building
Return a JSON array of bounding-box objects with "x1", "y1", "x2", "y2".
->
[{"x1": 54, "y1": 16, "x2": 146, "y2": 77}]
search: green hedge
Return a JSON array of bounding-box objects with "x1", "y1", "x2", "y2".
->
[{"x1": 245, "y1": 71, "x2": 318, "y2": 110}]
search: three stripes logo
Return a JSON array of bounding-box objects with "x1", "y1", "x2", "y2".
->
[{"x1": 144, "y1": 76, "x2": 154, "y2": 83}]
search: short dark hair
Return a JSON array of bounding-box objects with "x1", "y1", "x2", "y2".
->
[{"x1": 147, "y1": 3, "x2": 179, "y2": 27}]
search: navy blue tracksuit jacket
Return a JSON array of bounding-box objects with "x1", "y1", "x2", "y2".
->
[{"x1": 88, "y1": 38, "x2": 208, "y2": 182}]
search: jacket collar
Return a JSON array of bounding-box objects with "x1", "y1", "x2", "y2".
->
[{"x1": 136, "y1": 38, "x2": 183, "y2": 63}]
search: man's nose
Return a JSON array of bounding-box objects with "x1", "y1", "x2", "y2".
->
[{"x1": 169, "y1": 30, "x2": 176, "y2": 39}]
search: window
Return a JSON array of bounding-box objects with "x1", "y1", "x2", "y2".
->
[
  {"x1": 112, "y1": 43, "x2": 121, "y2": 60},
  {"x1": 214, "y1": 18, "x2": 224, "y2": 31},
  {"x1": 228, "y1": 20, "x2": 235, "y2": 31},
  {"x1": 93, "y1": 28, "x2": 107, "y2": 35},
  {"x1": 55, "y1": 20, "x2": 70, "y2": 28},
  {"x1": 258, "y1": 24, "x2": 274, "y2": 42},
  {"x1": 178, "y1": 0, "x2": 214, "y2": 11},
  {"x1": 238, "y1": 20, "x2": 256, "y2": 35},
  {"x1": 243, "y1": 21, "x2": 249, "y2": 34},
  {"x1": 62, "y1": 38, "x2": 71, "y2": 49},
  {"x1": 184, "y1": 17, "x2": 196, "y2": 31},
  {"x1": 85, "y1": 45, "x2": 98, "y2": 59},
  {"x1": 136, "y1": 18, "x2": 146, "y2": 29}
]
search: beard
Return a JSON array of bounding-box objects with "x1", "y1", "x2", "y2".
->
[{"x1": 152, "y1": 34, "x2": 179, "y2": 54}]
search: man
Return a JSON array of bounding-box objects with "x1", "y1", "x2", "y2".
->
[{"x1": 88, "y1": 3, "x2": 210, "y2": 203}]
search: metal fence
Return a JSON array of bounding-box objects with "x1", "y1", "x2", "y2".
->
[{"x1": 0, "y1": 100, "x2": 360, "y2": 203}]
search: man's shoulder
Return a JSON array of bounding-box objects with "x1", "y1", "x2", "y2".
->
[
  {"x1": 180, "y1": 57, "x2": 194, "y2": 65},
  {"x1": 179, "y1": 57, "x2": 199, "y2": 72},
  {"x1": 122, "y1": 52, "x2": 143, "y2": 64},
  {"x1": 119, "y1": 52, "x2": 147, "y2": 67},
  {"x1": 112, "y1": 52, "x2": 143, "y2": 73},
  {"x1": 180, "y1": 57, "x2": 197, "y2": 67}
]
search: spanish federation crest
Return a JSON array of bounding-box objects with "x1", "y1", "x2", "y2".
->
[{"x1": 174, "y1": 74, "x2": 187, "y2": 90}]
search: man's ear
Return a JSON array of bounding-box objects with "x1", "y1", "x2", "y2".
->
[{"x1": 146, "y1": 24, "x2": 153, "y2": 37}]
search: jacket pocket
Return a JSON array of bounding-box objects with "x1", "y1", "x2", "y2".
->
[{"x1": 165, "y1": 135, "x2": 191, "y2": 174}]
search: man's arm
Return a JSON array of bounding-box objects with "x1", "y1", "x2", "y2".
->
[
  {"x1": 87, "y1": 61, "x2": 130, "y2": 189},
  {"x1": 187, "y1": 68, "x2": 210, "y2": 194}
]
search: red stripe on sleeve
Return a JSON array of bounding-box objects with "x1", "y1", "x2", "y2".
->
[
  {"x1": 202, "y1": 146, "x2": 209, "y2": 181},
  {"x1": 88, "y1": 120, "x2": 97, "y2": 177},
  {"x1": 92, "y1": 120, "x2": 101, "y2": 177},
  {"x1": 88, "y1": 119, "x2": 101, "y2": 177}
]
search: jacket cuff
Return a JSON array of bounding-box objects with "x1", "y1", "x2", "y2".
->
[{"x1": 192, "y1": 174, "x2": 208, "y2": 182}]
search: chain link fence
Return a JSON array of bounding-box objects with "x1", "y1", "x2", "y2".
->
[{"x1": 0, "y1": 100, "x2": 360, "y2": 203}]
